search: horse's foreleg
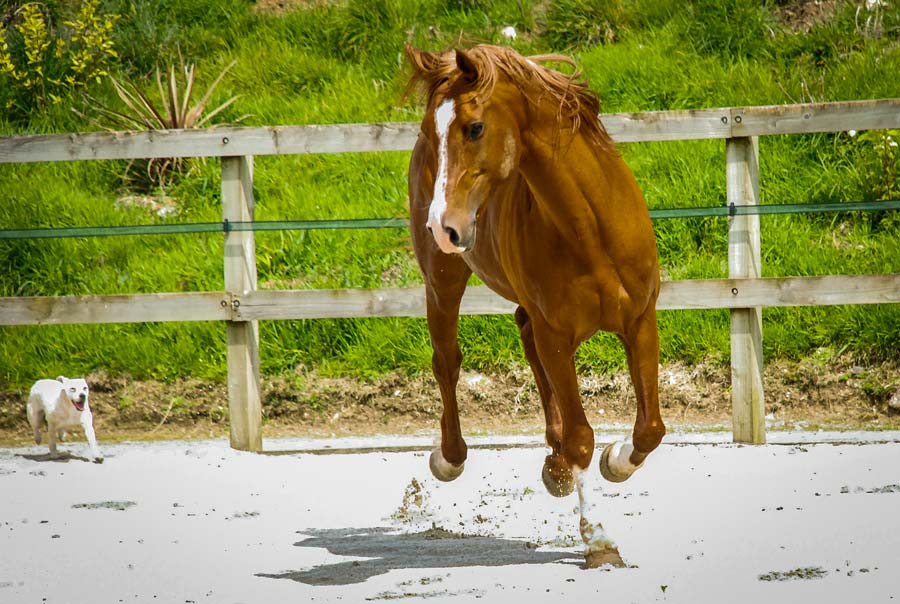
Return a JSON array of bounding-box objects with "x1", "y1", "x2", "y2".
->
[
  {"x1": 515, "y1": 307, "x2": 572, "y2": 497},
  {"x1": 426, "y1": 283, "x2": 468, "y2": 482},
  {"x1": 600, "y1": 306, "x2": 666, "y2": 483}
]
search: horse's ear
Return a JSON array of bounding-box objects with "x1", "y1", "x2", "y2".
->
[
  {"x1": 405, "y1": 44, "x2": 442, "y2": 77},
  {"x1": 455, "y1": 48, "x2": 479, "y2": 84}
]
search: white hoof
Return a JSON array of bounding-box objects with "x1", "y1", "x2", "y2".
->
[
  {"x1": 574, "y1": 469, "x2": 623, "y2": 568},
  {"x1": 429, "y1": 448, "x2": 464, "y2": 482},
  {"x1": 599, "y1": 441, "x2": 641, "y2": 483}
]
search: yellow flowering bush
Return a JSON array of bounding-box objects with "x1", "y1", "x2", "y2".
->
[{"x1": 0, "y1": 1, "x2": 117, "y2": 120}]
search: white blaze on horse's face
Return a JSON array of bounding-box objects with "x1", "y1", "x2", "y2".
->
[{"x1": 427, "y1": 98, "x2": 467, "y2": 254}]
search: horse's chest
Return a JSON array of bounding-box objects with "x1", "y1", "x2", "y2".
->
[
  {"x1": 462, "y1": 252, "x2": 516, "y2": 301},
  {"x1": 461, "y1": 221, "x2": 518, "y2": 301}
]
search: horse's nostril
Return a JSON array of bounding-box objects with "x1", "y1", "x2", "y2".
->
[{"x1": 445, "y1": 226, "x2": 460, "y2": 246}]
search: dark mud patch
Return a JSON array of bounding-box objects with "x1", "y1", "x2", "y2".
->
[
  {"x1": 256, "y1": 527, "x2": 580, "y2": 586},
  {"x1": 72, "y1": 500, "x2": 137, "y2": 511},
  {"x1": 18, "y1": 452, "x2": 90, "y2": 463},
  {"x1": 366, "y1": 587, "x2": 483, "y2": 601},
  {"x1": 759, "y1": 566, "x2": 828, "y2": 581},
  {"x1": 865, "y1": 484, "x2": 900, "y2": 494},
  {"x1": 229, "y1": 511, "x2": 260, "y2": 519},
  {"x1": 391, "y1": 477, "x2": 432, "y2": 524}
]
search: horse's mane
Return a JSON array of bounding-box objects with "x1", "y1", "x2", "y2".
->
[{"x1": 406, "y1": 44, "x2": 614, "y2": 150}]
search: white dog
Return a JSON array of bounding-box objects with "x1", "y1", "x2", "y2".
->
[{"x1": 27, "y1": 376, "x2": 103, "y2": 463}]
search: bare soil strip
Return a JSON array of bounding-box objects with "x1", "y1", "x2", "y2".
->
[{"x1": 2, "y1": 358, "x2": 897, "y2": 446}]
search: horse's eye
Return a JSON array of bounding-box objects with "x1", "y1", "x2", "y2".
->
[{"x1": 465, "y1": 122, "x2": 485, "y2": 141}]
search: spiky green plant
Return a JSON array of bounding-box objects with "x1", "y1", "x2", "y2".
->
[{"x1": 85, "y1": 59, "x2": 240, "y2": 192}]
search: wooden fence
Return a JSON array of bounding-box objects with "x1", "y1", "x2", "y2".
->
[{"x1": 2, "y1": 98, "x2": 899, "y2": 451}]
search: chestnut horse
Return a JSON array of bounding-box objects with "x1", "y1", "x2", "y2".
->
[{"x1": 406, "y1": 44, "x2": 665, "y2": 565}]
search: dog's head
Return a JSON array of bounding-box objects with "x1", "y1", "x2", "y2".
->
[{"x1": 56, "y1": 376, "x2": 89, "y2": 412}]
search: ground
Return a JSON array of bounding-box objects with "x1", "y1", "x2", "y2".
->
[
  {"x1": 1, "y1": 357, "x2": 898, "y2": 446},
  {"x1": 2, "y1": 357, "x2": 899, "y2": 603},
  {"x1": 1, "y1": 435, "x2": 898, "y2": 603}
]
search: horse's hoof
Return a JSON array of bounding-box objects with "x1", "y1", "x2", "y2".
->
[
  {"x1": 429, "y1": 448, "x2": 464, "y2": 482},
  {"x1": 541, "y1": 455, "x2": 575, "y2": 497},
  {"x1": 598, "y1": 442, "x2": 635, "y2": 483},
  {"x1": 584, "y1": 547, "x2": 626, "y2": 569}
]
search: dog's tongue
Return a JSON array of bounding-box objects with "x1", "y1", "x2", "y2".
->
[{"x1": 73, "y1": 400, "x2": 85, "y2": 412}]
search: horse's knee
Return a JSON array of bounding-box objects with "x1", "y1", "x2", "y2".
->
[{"x1": 431, "y1": 348, "x2": 461, "y2": 381}]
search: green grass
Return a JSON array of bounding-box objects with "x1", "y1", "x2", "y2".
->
[{"x1": 1, "y1": 0, "x2": 898, "y2": 388}]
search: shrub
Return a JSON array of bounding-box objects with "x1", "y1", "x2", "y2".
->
[
  {"x1": 854, "y1": 129, "x2": 900, "y2": 202},
  {"x1": 0, "y1": 0, "x2": 117, "y2": 121},
  {"x1": 541, "y1": 0, "x2": 627, "y2": 49},
  {"x1": 680, "y1": 0, "x2": 777, "y2": 58},
  {"x1": 84, "y1": 60, "x2": 241, "y2": 192}
]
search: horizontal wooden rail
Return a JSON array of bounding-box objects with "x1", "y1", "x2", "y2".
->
[
  {"x1": 2, "y1": 275, "x2": 897, "y2": 326},
  {"x1": 0, "y1": 292, "x2": 228, "y2": 325},
  {"x1": 3, "y1": 98, "x2": 898, "y2": 450},
  {"x1": 1, "y1": 99, "x2": 897, "y2": 164}
]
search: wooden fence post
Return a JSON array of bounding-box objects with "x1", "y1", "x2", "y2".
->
[
  {"x1": 222, "y1": 156, "x2": 262, "y2": 452},
  {"x1": 726, "y1": 136, "x2": 765, "y2": 444}
]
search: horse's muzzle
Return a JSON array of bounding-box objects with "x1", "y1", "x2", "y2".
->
[
  {"x1": 444, "y1": 225, "x2": 475, "y2": 252},
  {"x1": 427, "y1": 222, "x2": 472, "y2": 254}
]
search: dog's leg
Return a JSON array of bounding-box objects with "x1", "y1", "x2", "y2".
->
[
  {"x1": 81, "y1": 411, "x2": 103, "y2": 463},
  {"x1": 27, "y1": 399, "x2": 43, "y2": 444},
  {"x1": 47, "y1": 419, "x2": 59, "y2": 458}
]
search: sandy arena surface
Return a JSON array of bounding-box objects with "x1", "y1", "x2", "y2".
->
[{"x1": 2, "y1": 431, "x2": 899, "y2": 603}]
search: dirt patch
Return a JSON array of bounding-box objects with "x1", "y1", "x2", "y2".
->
[
  {"x1": 759, "y1": 566, "x2": 828, "y2": 581},
  {"x1": 775, "y1": 0, "x2": 840, "y2": 32},
  {"x1": 392, "y1": 477, "x2": 432, "y2": 524},
  {"x1": 71, "y1": 501, "x2": 137, "y2": 511},
  {"x1": 1, "y1": 357, "x2": 898, "y2": 446}
]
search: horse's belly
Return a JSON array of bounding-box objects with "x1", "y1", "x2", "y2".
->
[{"x1": 515, "y1": 244, "x2": 651, "y2": 338}]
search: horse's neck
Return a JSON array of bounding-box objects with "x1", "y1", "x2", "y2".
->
[{"x1": 519, "y1": 128, "x2": 610, "y2": 245}]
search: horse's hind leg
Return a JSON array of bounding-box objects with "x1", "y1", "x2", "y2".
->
[
  {"x1": 530, "y1": 315, "x2": 624, "y2": 565},
  {"x1": 529, "y1": 316, "x2": 595, "y2": 473},
  {"x1": 425, "y1": 273, "x2": 471, "y2": 482},
  {"x1": 515, "y1": 307, "x2": 573, "y2": 497},
  {"x1": 600, "y1": 305, "x2": 666, "y2": 483}
]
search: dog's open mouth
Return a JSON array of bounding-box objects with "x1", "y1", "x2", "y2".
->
[{"x1": 72, "y1": 400, "x2": 85, "y2": 412}]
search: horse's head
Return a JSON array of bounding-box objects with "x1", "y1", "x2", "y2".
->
[{"x1": 406, "y1": 45, "x2": 525, "y2": 254}]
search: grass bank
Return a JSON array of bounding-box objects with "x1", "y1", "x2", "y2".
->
[{"x1": 0, "y1": 0, "x2": 898, "y2": 389}]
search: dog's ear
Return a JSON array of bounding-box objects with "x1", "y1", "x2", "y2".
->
[{"x1": 56, "y1": 376, "x2": 66, "y2": 383}]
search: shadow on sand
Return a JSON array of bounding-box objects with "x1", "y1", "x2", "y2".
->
[
  {"x1": 257, "y1": 526, "x2": 582, "y2": 586},
  {"x1": 18, "y1": 451, "x2": 91, "y2": 463}
]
